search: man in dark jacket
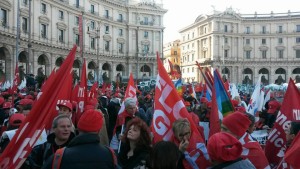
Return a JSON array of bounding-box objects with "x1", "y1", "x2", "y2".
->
[
  {"x1": 42, "y1": 109, "x2": 117, "y2": 169},
  {"x1": 25, "y1": 114, "x2": 75, "y2": 169}
]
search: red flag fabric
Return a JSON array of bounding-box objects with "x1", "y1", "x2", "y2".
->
[
  {"x1": 9, "y1": 63, "x2": 20, "y2": 95},
  {"x1": 265, "y1": 78, "x2": 300, "y2": 167},
  {"x1": 285, "y1": 132, "x2": 300, "y2": 168},
  {"x1": 209, "y1": 81, "x2": 220, "y2": 137},
  {"x1": 89, "y1": 82, "x2": 99, "y2": 99},
  {"x1": 151, "y1": 52, "x2": 210, "y2": 169},
  {"x1": 73, "y1": 59, "x2": 87, "y2": 122},
  {"x1": 0, "y1": 46, "x2": 77, "y2": 169}
]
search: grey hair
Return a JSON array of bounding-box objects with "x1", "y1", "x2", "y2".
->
[
  {"x1": 52, "y1": 114, "x2": 72, "y2": 129},
  {"x1": 124, "y1": 98, "x2": 136, "y2": 108},
  {"x1": 172, "y1": 118, "x2": 190, "y2": 135}
]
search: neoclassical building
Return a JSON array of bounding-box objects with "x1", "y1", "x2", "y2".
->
[
  {"x1": 179, "y1": 8, "x2": 300, "y2": 84},
  {"x1": 0, "y1": 0, "x2": 166, "y2": 82}
]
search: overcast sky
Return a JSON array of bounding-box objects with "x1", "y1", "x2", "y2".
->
[{"x1": 162, "y1": 0, "x2": 300, "y2": 43}]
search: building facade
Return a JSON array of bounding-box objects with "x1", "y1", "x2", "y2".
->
[
  {"x1": 163, "y1": 39, "x2": 181, "y2": 79},
  {"x1": 179, "y1": 8, "x2": 300, "y2": 84},
  {"x1": 0, "y1": 0, "x2": 166, "y2": 82}
]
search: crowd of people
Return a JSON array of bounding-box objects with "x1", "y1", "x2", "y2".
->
[{"x1": 0, "y1": 80, "x2": 299, "y2": 169}]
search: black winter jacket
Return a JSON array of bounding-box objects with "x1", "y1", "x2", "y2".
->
[{"x1": 42, "y1": 133, "x2": 116, "y2": 169}]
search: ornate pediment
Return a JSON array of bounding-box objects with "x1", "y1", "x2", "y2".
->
[
  {"x1": 0, "y1": 0, "x2": 12, "y2": 10},
  {"x1": 276, "y1": 46, "x2": 285, "y2": 50},
  {"x1": 117, "y1": 37, "x2": 125, "y2": 43},
  {"x1": 141, "y1": 40, "x2": 150, "y2": 45},
  {"x1": 20, "y1": 8, "x2": 29, "y2": 17},
  {"x1": 56, "y1": 22, "x2": 67, "y2": 30},
  {"x1": 103, "y1": 34, "x2": 111, "y2": 41},
  {"x1": 243, "y1": 46, "x2": 252, "y2": 51},
  {"x1": 39, "y1": 16, "x2": 50, "y2": 24},
  {"x1": 259, "y1": 46, "x2": 269, "y2": 51}
]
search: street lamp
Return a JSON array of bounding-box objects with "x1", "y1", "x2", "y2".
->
[{"x1": 96, "y1": 26, "x2": 100, "y2": 83}]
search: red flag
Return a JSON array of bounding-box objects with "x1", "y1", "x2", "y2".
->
[
  {"x1": 152, "y1": 52, "x2": 210, "y2": 169},
  {"x1": 265, "y1": 78, "x2": 300, "y2": 167},
  {"x1": 88, "y1": 82, "x2": 98, "y2": 99},
  {"x1": 209, "y1": 81, "x2": 220, "y2": 137},
  {"x1": 0, "y1": 46, "x2": 77, "y2": 169},
  {"x1": 73, "y1": 59, "x2": 87, "y2": 122},
  {"x1": 9, "y1": 63, "x2": 20, "y2": 94},
  {"x1": 285, "y1": 132, "x2": 300, "y2": 168}
]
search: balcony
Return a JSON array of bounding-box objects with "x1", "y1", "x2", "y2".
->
[
  {"x1": 89, "y1": 10, "x2": 98, "y2": 16},
  {"x1": 103, "y1": 15, "x2": 113, "y2": 21},
  {"x1": 73, "y1": 4, "x2": 84, "y2": 10},
  {"x1": 140, "y1": 21, "x2": 148, "y2": 25}
]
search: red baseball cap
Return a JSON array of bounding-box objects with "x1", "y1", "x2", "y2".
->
[
  {"x1": 9, "y1": 113, "x2": 26, "y2": 127},
  {"x1": 57, "y1": 101, "x2": 72, "y2": 111}
]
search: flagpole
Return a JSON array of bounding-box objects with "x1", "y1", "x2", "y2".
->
[{"x1": 15, "y1": 0, "x2": 20, "y2": 79}]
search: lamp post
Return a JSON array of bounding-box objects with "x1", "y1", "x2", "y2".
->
[
  {"x1": 96, "y1": 26, "x2": 100, "y2": 83},
  {"x1": 136, "y1": 26, "x2": 139, "y2": 84},
  {"x1": 27, "y1": 0, "x2": 32, "y2": 74}
]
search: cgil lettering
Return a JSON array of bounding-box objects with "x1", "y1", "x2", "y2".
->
[{"x1": 153, "y1": 75, "x2": 186, "y2": 140}]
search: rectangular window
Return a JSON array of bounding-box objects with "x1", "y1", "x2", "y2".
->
[
  {"x1": 246, "y1": 27, "x2": 250, "y2": 34},
  {"x1": 75, "y1": 0, "x2": 80, "y2": 8},
  {"x1": 75, "y1": 34, "x2": 79, "y2": 46},
  {"x1": 105, "y1": 41, "x2": 109, "y2": 51},
  {"x1": 0, "y1": 9, "x2": 7, "y2": 27},
  {"x1": 75, "y1": 16, "x2": 79, "y2": 25},
  {"x1": 224, "y1": 37, "x2": 228, "y2": 44},
  {"x1": 23, "y1": 0, "x2": 28, "y2": 6},
  {"x1": 144, "y1": 17, "x2": 148, "y2": 24},
  {"x1": 224, "y1": 50, "x2": 228, "y2": 58},
  {"x1": 203, "y1": 51, "x2": 206, "y2": 58},
  {"x1": 91, "y1": 38, "x2": 95, "y2": 49},
  {"x1": 192, "y1": 43, "x2": 194, "y2": 48},
  {"x1": 246, "y1": 51, "x2": 251, "y2": 59},
  {"x1": 297, "y1": 25, "x2": 300, "y2": 32},
  {"x1": 224, "y1": 25, "x2": 228, "y2": 32},
  {"x1": 144, "y1": 31, "x2": 148, "y2": 38},
  {"x1": 41, "y1": 24, "x2": 47, "y2": 38},
  {"x1": 105, "y1": 10, "x2": 109, "y2": 18},
  {"x1": 41, "y1": 3, "x2": 46, "y2": 14},
  {"x1": 192, "y1": 32, "x2": 194, "y2": 38},
  {"x1": 262, "y1": 39, "x2": 266, "y2": 45},
  {"x1": 119, "y1": 29, "x2": 123, "y2": 36},
  {"x1": 262, "y1": 26, "x2": 266, "y2": 34},
  {"x1": 58, "y1": 29, "x2": 64, "y2": 43},
  {"x1": 192, "y1": 54, "x2": 194, "y2": 61},
  {"x1": 278, "y1": 26, "x2": 283, "y2": 33},
  {"x1": 105, "y1": 25, "x2": 109, "y2": 33},
  {"x1": 174, "y1": 51, "x2": 177, "y2": 55},
  {"x1": 90, "y1": 5, "x2": 94, "y2": 13},
  {"x1": 118, "y1": 14, "x2": 123, "y2": 22},
  {"x1": 22, "y1": 17, "x2": 28, "y2": 33},
  {"x1": 262, "y1": 51, "x2": 267, "y2": 59},
  {"x1": 118, "y1": 43, "x2": 123, "y2": 53},
  {"x1": 296, "y1": 50, "x2": 300, "y2": 58},
  {"x1": 278, "y1": 50, "x2": 284, "y2": 58},
  {"x1": 59, "y1": 10, "x2": 64, "y2": 20},
  {"x1": 296, "y1": 37, "x2": 300, "y2": 43},
  {"x1": 143, "y1": 45, "x2": 149, "y2": 53},
  {"x1": 90, "y1": 21, "x2": 95, "y2": 30},
  {"x1": 278, "y1": 38, "x2": 283, "y2": 44},
  {"x1": 246, "y1": 39, "x2": 250, "y2": 44}
]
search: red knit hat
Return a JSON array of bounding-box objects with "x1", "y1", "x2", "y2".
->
[
  {"x1": 208, "y1": 132, "x2": 242, "y2": 162},
  {"x1": 78, "y1": 109, "x2": 103, "y2": 132},
  {"x1": 222, "y1": 112, "x2": 251, "y2": 137}
]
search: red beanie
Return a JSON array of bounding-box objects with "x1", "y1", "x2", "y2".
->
[
  {"x1": 78, "y1": 109, "x2": 103, "y2": 133},
  {"x1": 208, "y1": 132, "x2": 242, "y2": 162},
  {"x1": 222, "y1": 112, "x2": 251, "y2": 137}
]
